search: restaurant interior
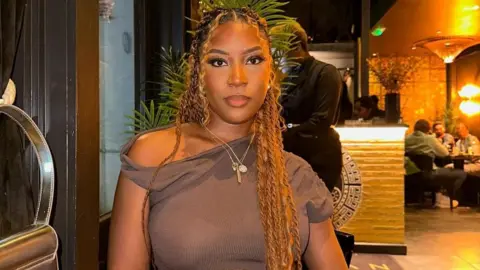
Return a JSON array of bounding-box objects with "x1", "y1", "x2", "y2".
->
[{"x1": 305, "y1": 0, "x2": 480, "y2": 269}]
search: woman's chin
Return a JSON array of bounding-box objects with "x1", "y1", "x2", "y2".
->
[{"x1": 220, "y1": 112, "x2": 257, "y2": 126}]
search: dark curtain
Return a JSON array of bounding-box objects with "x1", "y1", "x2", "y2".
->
[
  {"x1": 1, "y1": 0, "x2": 26, "y2": 91},
  {"x1": 0, "y1": 0, "x2": 34, "y2": 238}
]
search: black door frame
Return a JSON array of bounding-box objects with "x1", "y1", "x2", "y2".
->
[{"x1": 12, "y1": 1, "x2": 99, "y2": 269}]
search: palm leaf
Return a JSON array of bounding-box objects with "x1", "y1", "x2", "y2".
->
[{"x1": 125, "y1": 100, "x2": 166, "y2": 133}]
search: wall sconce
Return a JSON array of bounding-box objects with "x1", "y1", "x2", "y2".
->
[
  {"x1": 413, "y1": 36, "x2": 480, "y2": 63},
  {"x1": 459, "y1": 84, "x2": 480, "y2": 98},
  {"x1": 459, "y1": 84, "x2": 480, "y2": 116}
]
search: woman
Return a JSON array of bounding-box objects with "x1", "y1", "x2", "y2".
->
[{"x1": 108, "y1": 7, "x2": 347, "y2": 270}]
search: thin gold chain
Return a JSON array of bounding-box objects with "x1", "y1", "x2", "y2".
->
[{"x1": 202, "y1": 125, "x2": 254, "y2": 165}]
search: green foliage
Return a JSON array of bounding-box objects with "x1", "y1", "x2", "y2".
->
[
  {"x1": 127, "y1": 0, "x2": 298, "y2": 132},
  {"x1": 125, "y1": 100, "x2": 169, "y2": 134},
  {"x1": 443, "y1": 105, "x2": 459, "y2": 134},
  {"x1": 125, "y1": 48, "x2": 187, "y2": 133},
  {"x1": 157, "y1": 47, "x2": 188, "y2": 117}
]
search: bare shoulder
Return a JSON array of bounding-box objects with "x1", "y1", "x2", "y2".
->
[{"x1": 127, "y1": 126, "x2": 179, "y2": 167}]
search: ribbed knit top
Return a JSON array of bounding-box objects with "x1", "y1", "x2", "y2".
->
[{"x1": 120, "y1": 127, "x2": 333, "y2": 269}]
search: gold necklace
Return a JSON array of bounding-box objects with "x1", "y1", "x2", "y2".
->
[{"x1": 203, "y1": 125, "x2": 254, "y2": 184}]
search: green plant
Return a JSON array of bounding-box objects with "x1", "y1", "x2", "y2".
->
[
  {"x1": 126, "y1": 0, "x2": 298, "y2": 133},
  {"x1": 125, "y1": 48, "x2": 188, "y2": 133},
  {"x1": 443, "y1": 105, "x2": 459, "y2": 134}
]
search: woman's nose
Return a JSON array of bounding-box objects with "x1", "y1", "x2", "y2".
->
[{"x1": 227, "y1": 62, "x2": 248, "y2": 87}]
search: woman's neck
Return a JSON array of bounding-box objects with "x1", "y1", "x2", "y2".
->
[{"x1": 203, "y1": 119, "x2": 253, "y2": 142}]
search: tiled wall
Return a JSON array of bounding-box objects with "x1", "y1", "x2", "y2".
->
[
  {"x1": 369, "y1": 56, "x2": 447, "y2": 132},
  {"x1": 340, "y1": 138, "x2": 405, "y2": 244}
]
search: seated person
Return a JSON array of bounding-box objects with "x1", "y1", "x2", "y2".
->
[
  {"x1": 433, "y1": 122, "x2": 454, "y2": 148},
  {"x1": 432, "y1": 122, "x2": 454, "y2": 167},
  {"x1": 405, "y1": 119, "x2": 467, "y2": 208},
  {"x1": 353, "y1": 96, "x2": 385, "y2": 120},
  {"x1": 370, "y1": 95, "x2": 386, "y2": 118},
  {"x1": 449, "y1": 122, "x2": 480, "y2": 176},
  {"x1": 353, "y1": 97, "x2": 375, "y2": 120}
]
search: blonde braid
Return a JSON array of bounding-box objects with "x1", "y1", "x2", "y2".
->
[{"x1": 198, "y1": 11, "x2": 226, "y2": 125}]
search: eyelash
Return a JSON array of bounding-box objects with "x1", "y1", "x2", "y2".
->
[
  {"x1": 207, "y1": 55, "x2": 266, "y2": 67},
  {"x1": 247, "y1": 56, "x2": 265, "y2": 65}
]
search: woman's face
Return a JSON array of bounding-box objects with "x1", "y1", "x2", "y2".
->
[{"x1": 202, "y1": 21, "x2": 272, "y2": 125}]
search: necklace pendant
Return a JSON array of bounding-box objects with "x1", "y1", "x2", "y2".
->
[
  {"x1": 232, "y1": 162, "x2": 239, "y2": 172},
  {"x1": 238, "y1": 164, "x2": 248, "y2": 173},
  {"x1": 236, "y1": 168, "x2": 242, "y2": 184}
]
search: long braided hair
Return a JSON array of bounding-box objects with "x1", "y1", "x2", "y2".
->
[{"x1": 142, "y1": 7, "x2": 302, "y2": 269}]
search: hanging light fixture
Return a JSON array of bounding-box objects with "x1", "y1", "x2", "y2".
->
[{"x1": 412, "y1": 36, "x2": 480, "y2": 63}]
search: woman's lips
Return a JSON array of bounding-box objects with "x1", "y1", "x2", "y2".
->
[{"x1": 224, "y1": 95, "x2": 251, "y2": 108}]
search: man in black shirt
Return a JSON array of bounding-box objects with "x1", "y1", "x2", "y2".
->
[{"x1": 276, "y1": 22, "x2": 343, "y2": 191}]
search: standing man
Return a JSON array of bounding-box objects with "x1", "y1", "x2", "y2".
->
[{"x1": 274, "y1": 22, "x2": 343, "y2": 192}]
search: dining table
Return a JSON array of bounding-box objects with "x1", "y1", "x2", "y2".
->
[{"x1": 451, "y1": 154, "x2": 480, "y2": 170}]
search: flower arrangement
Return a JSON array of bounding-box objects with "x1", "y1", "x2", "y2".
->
[{"x1": 367, "y1": 55, "x2": 419, "y2": 94}]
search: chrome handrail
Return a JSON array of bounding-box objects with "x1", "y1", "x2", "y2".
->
[{"x1": 0, "y1": 104, "x2": 54, "y2": 225}]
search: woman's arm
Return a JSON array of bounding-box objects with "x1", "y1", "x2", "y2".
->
[
  {"x1": 107, "y1": 135, "x2": 161, "y2": 270},
  {"x1": 303, "y1": 219, "x2": 348, "y2": 270},
  {"x1": 107, "y1": 128, "x2": 178, "y2": 269},
  {"x1": 107, "y1": 174, "x2": 150, "y2": 270}
]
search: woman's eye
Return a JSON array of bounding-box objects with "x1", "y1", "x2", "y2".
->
[
  {"x1": 208, "y1": 58, "x2": 227, "y2": 67},
  {"x1": 246, "y1": 56, "x2": 265, "y2": 65}
]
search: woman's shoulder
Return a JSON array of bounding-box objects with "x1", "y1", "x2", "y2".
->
[
  {"x1": 283, "y1": 151, "x2": 324, "y2": 186},
  {"x1": 283, "y1": 151, "x2": 334, "y2": 223},
  {"x1": 284, "y1": 151, "x2": 313, "y2": 175},
  {"x1": 121, "y1": 125, "x2": 178, "y2": 168}
]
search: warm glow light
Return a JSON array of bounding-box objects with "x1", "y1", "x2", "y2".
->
[
  {"x1": 459, "y1": 84, "x2": 480, "y2": 98},
  {"x1": 459, "y1": 101, "x2": 480, "y2": 116},
  {"x1": 444, "y1": 55, "x2": 455, "y2": 63},
  {"x1": 464, "y1": 5, "x2": 480, "y2": 11},
  {"x1": 335, "y1": 127, "x2": 408, "y2": 142},
  {"x1": 453, "y1": 0, "x2": 480, "y2": 35}
]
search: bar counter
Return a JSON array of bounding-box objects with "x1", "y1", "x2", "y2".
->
[{"x1": 334, "y1": 124, "x2": 408, "y2": 255}]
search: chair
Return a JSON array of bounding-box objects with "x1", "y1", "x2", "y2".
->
[
  {"x1": 302, "y1": 231, "x2": 354, "y2": 269},
  {"x1": 460, "y1": 175, "x2": 480, "y2": 206},
  {"x1": 0, "y1": 105, "x2": 58, "y2": 269},
  {"x1": 335, "y1": 230, "x2": 354, "y2": 266},
  {"x1": 405, "y1": 153, "x2": 456, "y2": 210}
]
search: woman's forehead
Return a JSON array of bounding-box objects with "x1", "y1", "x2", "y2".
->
[{"x1": 206, "y1": 21, "x2": 268, "y2": 52}]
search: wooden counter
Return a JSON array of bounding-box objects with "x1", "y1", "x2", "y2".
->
[{"x1": 334, "y1": 126, "x2": 408, "y2": 255}]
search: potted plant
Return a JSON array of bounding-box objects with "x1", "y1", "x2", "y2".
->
[{"x1": 367, "y1": 55, "x2": 419, "y2": 123}]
